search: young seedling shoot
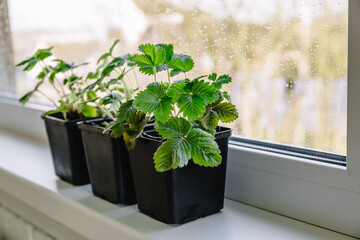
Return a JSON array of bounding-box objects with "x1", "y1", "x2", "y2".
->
[
  {"x1": 17, "y1": 47, "x2": 99, "y2": 120},
  {"x1": 82, "y1": 40, "x2": 145, "y2": 150}
]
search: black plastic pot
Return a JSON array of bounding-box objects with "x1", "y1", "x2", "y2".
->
[
  {"x1": 78, "y1": 119, "x2": 137, "y2": 204},
  {"x1": 42, "y1": 113, "x2": 91, "y2": 185},
  {"x1": 129, "y1": 127, "x2": 232, "y2": 224}
]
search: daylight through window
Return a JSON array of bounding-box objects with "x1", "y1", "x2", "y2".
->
[{"x1": 6, "y1": 0, "x2": 348, "y2": 153}]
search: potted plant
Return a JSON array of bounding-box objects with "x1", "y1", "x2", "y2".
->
[
  {"x1": 77, "y1": 40, "x2": 146, "y2": 204},
  {"x1": 129, "y1": 43, "x2": 238, "y2": 223},
  {"x1": 17, "y1": 47, "x2": 100, "y2": 185}
]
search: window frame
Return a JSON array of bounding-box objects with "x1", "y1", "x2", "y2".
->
[
  {"x1": 225, "y1": 2, "x2": 360, "y2": 237},
  {"x1": 1, "y1": 0, "x2": 360, "y2": 238}
]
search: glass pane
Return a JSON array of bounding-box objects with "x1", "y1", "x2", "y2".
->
[{"x1": 8, "y1": 0, "x2": 347, "y2": 154}]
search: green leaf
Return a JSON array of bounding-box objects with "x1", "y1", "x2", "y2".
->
[
  {"x1": 138, "y1": 64, "x2": 168, "y2": 75},
  {"x1": 97, "y1": 53, "x2": 111, "y2": 64},
  {"x1": 16, "y1": 58, "x2": 32, "y2": 67},
  {"x1": 208, "y1": 73, "x2": 217, "y2": 81},
  {"x1": 101, "y1": 93, "x2": 122, "y2": 105},
  {"x1": 208, "y1": 73, "x2": 232, "y2": 89},
  {"x1": 137, "y1": 43, "x2": 165, "y2": 67},
  {"x1": 110, "y1": 122, "x2": 126, "y2": 138},
  {"x1": 153, "y1": 46, "x2": 166, "y2": 66},
  {"x1": 117, "y1": 100, "x2": 137, "y2": 123},
  {"x1": 156, "y1": 43, "x2": 173, "y2": 63},
  {"x1": 101, "y1": 65, "x2": 115, "y2": 77},
  {"x1": 133, "y1": 44, "x2": 167, "y2": 76},
  {"x1": 122, "y1": 132, "x2": 135, "y2": 150},
  {"x1": 127, "y1": 60, "x2": 136, "y2": 67},
  {"x1": 134, "y1": 82, "x2": 172, "y2": 121},
  {"x1": 139, "y1": 43, "x2": 155, "y2": 56},
  {"x1": 168, "y1": 57, "x2": 194, "y2": 76},
  {"x1": 19, "y1": 80, "x2": 44, "y2": 104},
  {"x1": 19, "y1": 91, "x2": 35, "y2": 105},
  {"x1": 172, "y1": 53, "x2": 191, "y2": 61},
  {"x1": 123, "y1": 111, "x2": 146, "y2": 150},
  {"x1": 23, "y1": 58, "x2": 39, "y2": 71},
  {"x1": 34, "y1": 47, "x2": 53, "y2": 60},
  {"x1": 87, "y1": 91, "x2": 97, "y2": 100},
  {"x1": 154, "y1": 117, "x2": 192, "y2": 138},
  {"x1": 119, "y1": 53, "x2": 131, "y2": 60},
  {"x1": 132, "y1": 54, "x2": 153, "y2": 66},
  {"x1": 109, "y1": 57, "x2": 125, "y2": 67},
  {"x1": 114, "y1": 87, "x2": 125, "y2": 93},
  {"x1": 187, "y1": 128, "x2": 221, "y2": 167},
  {"x1": 69, "y1": 75, "x2": 82, "y2": 87},
  {"x1": 37, "y1": 66, "x2": 52, "y2": 79},
  {"x1": 192, "y1": 75, "x2": 207, "y2": 81},
  {"x1": 127, "y1": 111, "x2": 146, "y2": 134},
  {"x1": 49, "y1": 71, "x2": 56, "y2": 84},
  {"x1": 154, "y1": 138, "x2": 192, "y2": 171},
  {"x1": 43, "y1": 109, "x2": 62, "y2": 116},
  {"x1": 109, "y1": 39, "x2": 120, "y2": 55},
  {"x1": 53, "y1": 60, "x2": 75, "y2": 72},
  {"x1": 222, "y1": 91, "x2": 232, "y2": 103},
  {"x1": 212, "y1": 102, "x2": 238, "y2": 123},
  {"x1": 167, "y1": 80, "x2": 219, "y2": 121},
  {"x1": 101, "y1": 58, "x2": 125, "y2": 77},
  {"x1": 82, "y1": 78, "x2": 103, "y2": 93},
  {"x1": 79, "y1": 105, "x2": 98, "y2": 118},
  {"x1": 199, "y1": 108, "x2": 219, "y2": 130},
  {"x1": 169, "y1": 69, "x2": 182, "y2": 77},
  {"x1": 17, "y1": 47, "x2": 52, "y2": 69},
  {"x1": 184, "y1": 58, "x2": 194, "y2": 72},
  {"x1": 153, "y1": 117, "x2": 222, "y2": 171},
  {"x1": 103, "y1": 121, "x2": 118, "y2": 134}
]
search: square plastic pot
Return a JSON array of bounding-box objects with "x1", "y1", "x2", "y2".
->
[
  {"x1": 129, "y1": 127, "x2": 232, "y2": 224},
  {"x1": 78, "y1": 119, "x2": 137, "y2": 204},
  {"x1": 42, "y1": 113, "x2": 91, "y2": 185}
]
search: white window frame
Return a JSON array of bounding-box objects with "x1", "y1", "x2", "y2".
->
[
  {"x1": 1, "y1": 0, "x2": 360, "y2": 238},
  {"x1": 225, "y1": 1, "x2": 360, "y2": 237}
]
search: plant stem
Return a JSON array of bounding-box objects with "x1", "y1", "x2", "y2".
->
[
  {"x1": 115, "y1": 68, "x2": 133, "y2": 98},
  {"x1": 166, "y1": 69, "x2": 171, "y2": 84},
  {"x1": 39, "y1": 61, "x2": 63, "y2": 98},
  {"x1": 96, "y1": 102, "x2": 115, "y2": 121},
  {"x1": 153, "y1": 67, "x2": 157, "y2": 82},
  {"x1": 121, "y1": 78, "x2": 132, "y2": 100},
  {"x1": 184, "y1": 72, "x2": 187, "y2": 79},
  {"x1": 126, "y1": 75, "x2": 134, "y2": 89},
  {"x1": 51, "y1": 81, "x2": 64, "y2": 98},
  {"x1": 55, "y1": 75, "x2": 66, "y2": 95},
  {"x1": 132, "y1": 69, "x2": 139, "y2": 88},
  {"x1": 36, "y1": 90, "x2": 58, "y2": 106}
]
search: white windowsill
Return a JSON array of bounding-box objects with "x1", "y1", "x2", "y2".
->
[{"x1": 0, "y1": 128, "x2": 356, "y2": 240}]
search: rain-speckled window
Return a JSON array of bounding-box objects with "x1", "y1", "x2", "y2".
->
[{"x1": 7, "y1": 0, "x2": 347, "y2": 153}]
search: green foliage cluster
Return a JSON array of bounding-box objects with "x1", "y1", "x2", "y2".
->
[
  {"x1": 131, "y1": 43, "x2": 238, "y2": 172},
  {"x1": 17, "y1": 47, "x2": 99, "y2": 120},
  {"x1": 18, "y1": 41, "x2": 239, "y2": 172},
  {"x1": 17, "y1": 41, "x2": 144, "y2": 149},
  {"x1": 79, "y1": 40, "x2": 145, "y2": 150}
]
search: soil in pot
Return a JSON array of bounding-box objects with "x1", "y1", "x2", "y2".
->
[
  {"x1": 42, "y1": 112, "x2": 91, "y2": 185},
  {"x1": 129, "y1": 127, "x2": 232, "y2": 224},
  {"x1": 78, "y1": 119, "x2": 137, "y2": 204}
]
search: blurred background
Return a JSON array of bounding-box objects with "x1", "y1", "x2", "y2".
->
[{"x1": 4, "y1": 0, "x2": 348, "y2": 154}]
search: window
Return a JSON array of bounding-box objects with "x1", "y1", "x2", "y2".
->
[
  {"x1": 0, "y1": 0, "x2": 14, "y2": 93},
  {"x1": 5, "y1": 0, "x2": 347, "y2": 154},
  {"x1": 2, "y1": 0, "x2": 360, "y2": 237}
]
